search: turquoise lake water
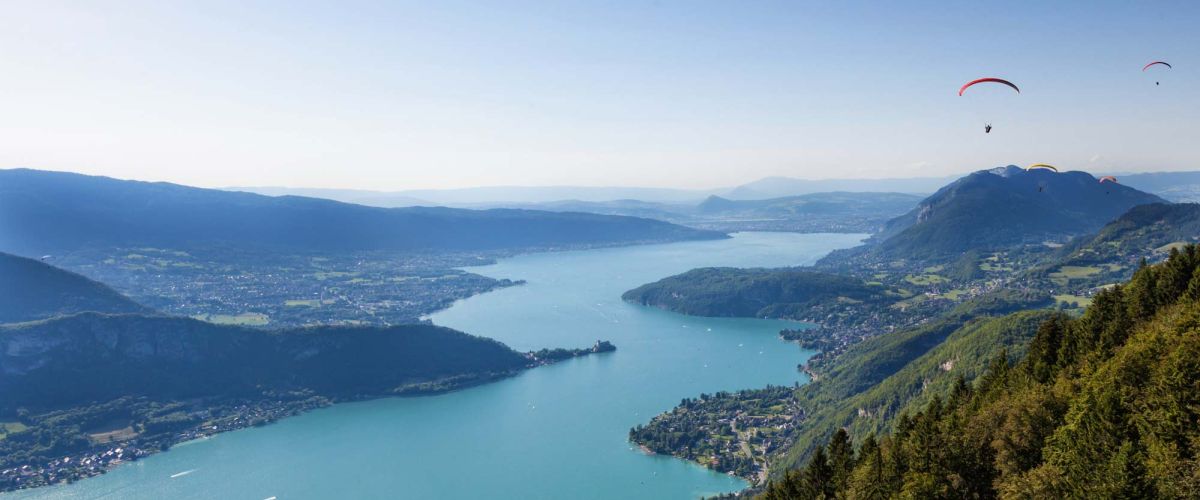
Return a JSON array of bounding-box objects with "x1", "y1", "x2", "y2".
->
[{"x1": 13, "y1": 232, "x2": 865, "y2": 500}]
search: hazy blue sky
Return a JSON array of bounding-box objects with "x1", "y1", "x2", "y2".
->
[{"x1": 2, "y1": 1, "x2": 1197, "y2": 190}]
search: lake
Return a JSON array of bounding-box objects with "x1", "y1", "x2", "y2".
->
[{"x1": 14, "y1": 232, "x2": 865, "y2": 500}]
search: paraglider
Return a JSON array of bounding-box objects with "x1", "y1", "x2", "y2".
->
[
  {"x1": 960, "y1": 78, "x2": 1019, "y2": 133},
  {"x1": 1027, "y1": 164, "x2": 1057, "y2": 192},
  {"x1": 1143, "y1": 61, "x2": 1171, "y2": 85},
  {"x1": 1099, "y1": 175, "x2": 1118, "y2": 194},
  {"x1": 959, "y1": 78, "x2": 1021, "y2": 96}
]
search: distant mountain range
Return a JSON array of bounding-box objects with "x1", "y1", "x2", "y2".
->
[
  {"x1": 228, "y1": 170, "x2": 1200, "y2": 220},
  {"x1": 0, "y1": 252, "x2": 148, "y2": 323},
  {"x1": 722, "y1": 176, "x2": 957, "y2": 200},
  {"x1": 470, "y1": 192, "x2": 923, "y2": 233},
  {"x1": 230, "y1": 176, "x2": 952, "y2": 206},
  {"x1": 695, "y1": 192, "x2": 921, "y2": 219},
  {"x1": 849, "y1": 166, "x2": 1165, "y2": 260},
  {"x1": 1110, "y1": 171, "x2": 1200, "y2": 202},
  {"x1": 229, "y1": 185, "x2": 717, "y2": 206},
  {"x1": 0, "y1": 169, "x2": 723, "y2": 256},
  {"x1": 1059, "y1": 203, "x2": 1200, "y2": 264}
]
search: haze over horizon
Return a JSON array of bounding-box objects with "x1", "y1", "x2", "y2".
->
[{"x1": 3, "y1": 1, "x2": 1198, "y2": 191}]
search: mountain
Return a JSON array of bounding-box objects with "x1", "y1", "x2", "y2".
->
[
  {"x1": 724, "y1": 175, "x2": 955, "y2": 200},
  {"x1": 0, "y1": 313, "x2": 530, "y2": 413},
  {"x1": 764, "y1": 246, "x2": 1200, "y2": 499},
  {"x1": 852, "y1": 166, "x2": 1165, "y2": 260},
  {"x1": 232, "y1": 171, "x2": 1200, "y2": 207},
  {"x1": 464, "y1": 199, "x2": 690, "y2": 221},
  {"x1": 475, "y1": 192, "x2": 920, "y2": 234},
  {"x1": 696, "y1": 192, "x2": 920, "y2": 220},
  {"x1": 1027, "y1": 203, "x2": 1200, "y2": 288},
  {"x1": 232, "y1": 184, "x2": 715, "y2": 205},
  {"x1": 226, "y1": 187, "x2": 435, "y2": 208},
  {"x1": 774, "y1": 307, "x2": 1053, "y2": 475},
  {"x1": 1113, "y1": 170, "x2": 1200, "y2": 202},
  {"x1": 0, "y1": 252, "x2": 147, "y2": 323},
  {"x1": 1056, "y1": 203, "x2": 1200, "y2": 265},
  {"x1": 0, "y1": 169, "x2": 725, "y2": 256}
]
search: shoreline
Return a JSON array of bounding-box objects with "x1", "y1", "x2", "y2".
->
[{"x1": 1, "y1": 345, "x2": 615, "y2": 494}]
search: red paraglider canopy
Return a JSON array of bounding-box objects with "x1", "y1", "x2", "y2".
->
[
  {"x1": 1099, "y1": 176, "x2": 1118, "y2": 184},
  {"x1": 1143, "y1": 61, "x2": 1172, "y2": 71},
  {"x1": 959, "y1": 78, "x2": 1020, "y2": 96}
]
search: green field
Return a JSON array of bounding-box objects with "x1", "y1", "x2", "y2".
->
[
  {"x1": 942, "y1": 289, "x2": 969, "y2": 300},
  {"x1": 904, "y1": 274, "x2": 949, "y2": 286},
  {"x1": 193, "y1": 312, "x2": 270, "y2": 326},
  {"x1": 285, "y1": 299, "x2": 336, "y2": 307},
  {"x1": 1049, "y1": 265, "x2": 1105, "y2": 285},
  {"x1": 0, "y1": 422, "x2": 28, "y2": 441},
  {"x1": 1155, "y1": 241, "x2": 1190, "y2": 254},
  {"x1": 1054, "y1": 294, "x2": 1094, "y2": 309}
]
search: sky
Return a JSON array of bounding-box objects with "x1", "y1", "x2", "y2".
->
[{"x1": 1, "y1": 0, "x2": 1198, "y2": 190}]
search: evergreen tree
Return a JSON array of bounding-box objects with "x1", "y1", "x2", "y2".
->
[
  {"x1": 802, "y1": 446, "x2": 835, "y2": 499},
  {"x1": 826, "y1": 429, "x2": 854, "y2": 493}
]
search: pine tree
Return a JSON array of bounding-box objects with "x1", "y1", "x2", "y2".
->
[
  {"x1": 827, "y1": 429, "x2": 854, "y2": 493},
  {"x1": 803, "y1": 446, "x2": 835, "y2": 499}
]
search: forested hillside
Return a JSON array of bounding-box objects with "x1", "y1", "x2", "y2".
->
[
  {"x1": 627, "y1": 290, "x2": 1049, "y2": 483},
  {"x1": 0, "y1": 313, "x2": 530, "y2": 413},
  {"x1": 622, "y1": 267, "x2": 898, "y2": 318},
  {"x1": 763, "y1": 246, "x2": 1200, "y2": 498},
  {"x1": 0, "y1": 252, "x2": 147, "y2": 323},
  {"x1": 827, "y1": 166, "x2": 1163, "y2": 264},
  {"x1": 1053, "y1": 202, "x2": 1200, "y2": 267}
]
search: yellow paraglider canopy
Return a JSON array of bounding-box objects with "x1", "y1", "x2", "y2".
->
[{"x1": 1027, "y1": 164, "x2": 1058, "y2": 172}]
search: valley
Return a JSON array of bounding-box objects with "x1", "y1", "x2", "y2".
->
[
  {"x1": 5, "y1": 4, "x2": 1198, "y2": 498},
  {"x1": 8, "y1": 232, "x2": 864, "y2": 499}
]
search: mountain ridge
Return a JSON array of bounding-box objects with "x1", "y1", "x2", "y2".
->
[
  {"x1": 827, "y1": 166, "x2": 1165, "y2": 263},
  {"x1": 0, "y1": 252, "x2": 148, "y2": 323},
  {"x1": 0, "y1": 169, "x2": 725, "y2": 256}
]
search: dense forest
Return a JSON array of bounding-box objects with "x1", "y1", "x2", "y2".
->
[
  {"x1": 622, "y1": 267, "x2": 899, "y2": 318},
  {"x1": 1052, "y1": 203, "x2": 1200, "y2": 268},
  {"x1": 762, "y1": 246, "x2": 1200, "y2": 498},
  {"x1": 0, "y1": 252, "x2": 147, "y2": 323},
  {"x1": 0, "y1": 313, "x2": 532, "y2": 413}
]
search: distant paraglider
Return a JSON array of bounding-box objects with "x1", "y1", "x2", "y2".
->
[
  {"x1": 1099, "y1": 175, "x2": 1118, "y2": 195},
  {"x1": 1143, "y1": 61, "x2": 1172, "y2": 86},
  {"x1": 1027, "y1": 164, "x2": 1058, "y2": 192},
  {"x1": 960, "y1": 78, "x2": 1020, "y2": 133},
  {"x1": 959, "y1": 78, "x2": 1021, "y2": 96}
]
